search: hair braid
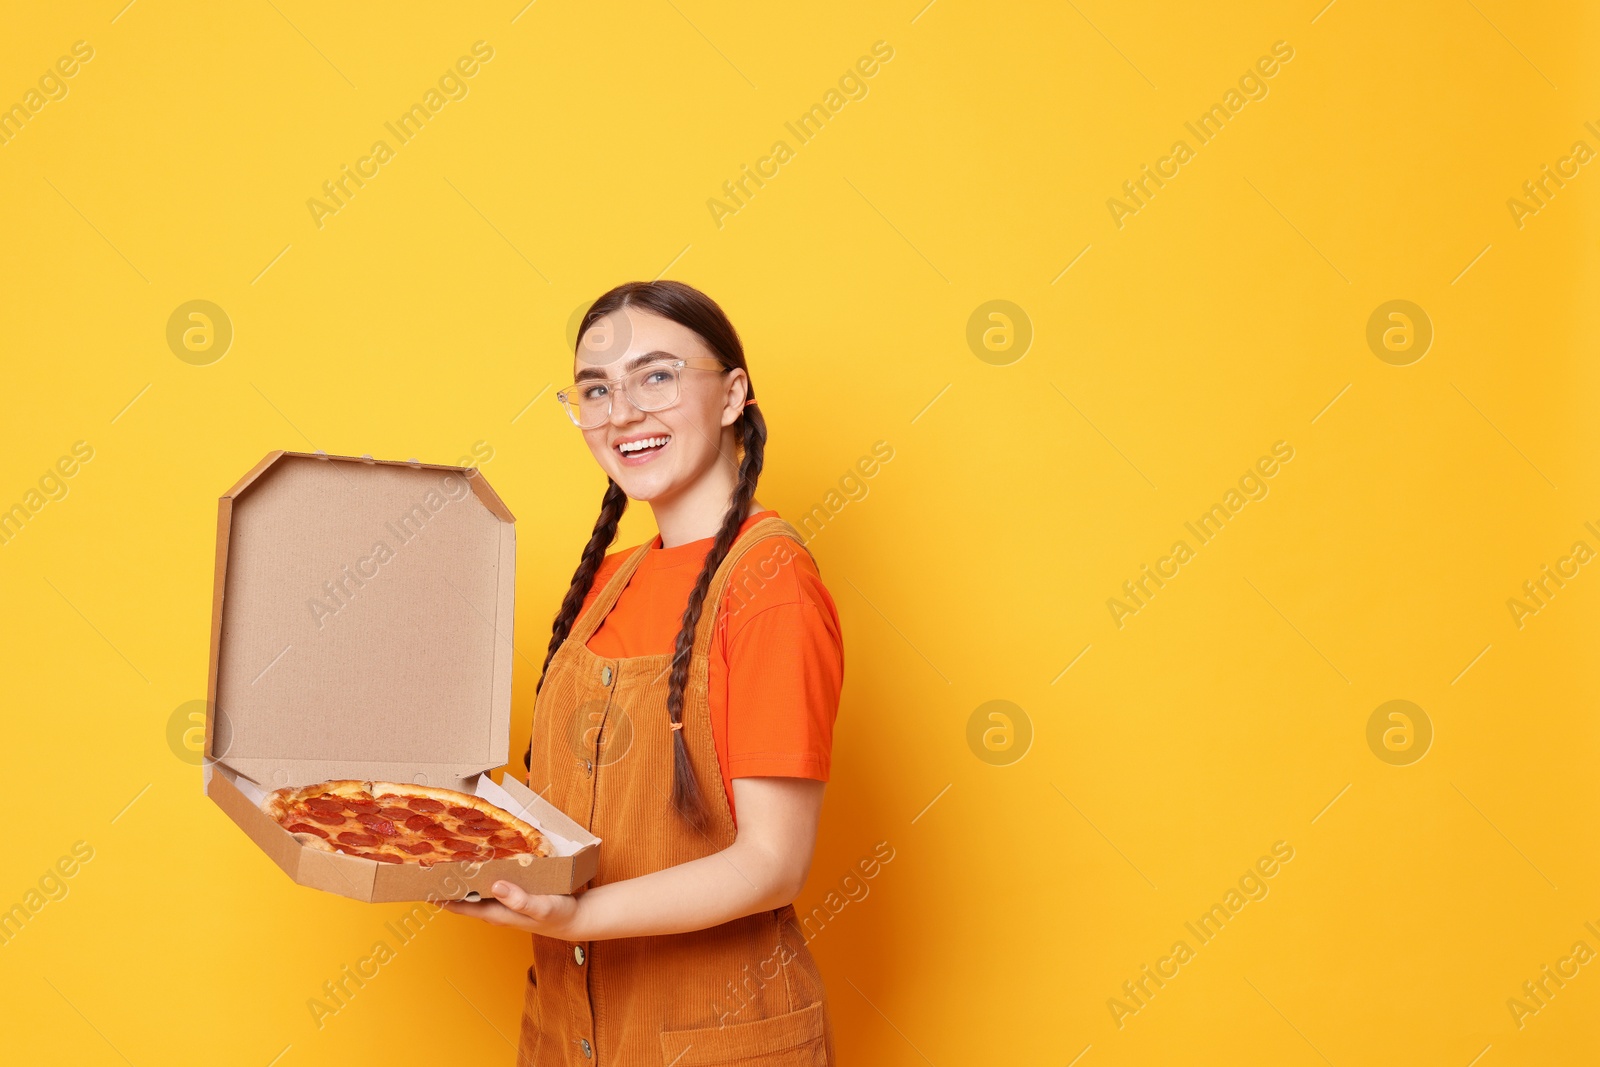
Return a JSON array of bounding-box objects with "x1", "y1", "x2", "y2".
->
[
  {"x1": 664, "y1": 404, "x2": 766, "y2": 829},
  {"x1": 536, "y1": 479, "x2": 629, "y2": 696}
]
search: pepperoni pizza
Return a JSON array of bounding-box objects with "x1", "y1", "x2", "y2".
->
[{"x1": 261, "y1": 780, "x2": 552, "y2": 865}]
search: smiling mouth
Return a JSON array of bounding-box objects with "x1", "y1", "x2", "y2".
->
[{"x1": 616, "y1": 435, "x2": 671, "y2": 461}]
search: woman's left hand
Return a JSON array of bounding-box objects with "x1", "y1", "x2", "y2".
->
[{"x1": 442, "y1": 881, "x2": 582, "y2": 937}]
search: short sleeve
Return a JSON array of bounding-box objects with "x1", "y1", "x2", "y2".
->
[{"x1": 717, "y1": 541, "x2": 843, "y2": 783}]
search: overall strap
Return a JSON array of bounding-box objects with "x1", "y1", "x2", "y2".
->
[
  {"x1": 565, "y1": 540, "x2": 654, "y2": 649},
  {"x1": 690, "y1": 516, "x2": 814, "y2": 659}
]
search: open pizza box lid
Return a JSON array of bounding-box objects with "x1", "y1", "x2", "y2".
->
[{"x1": 201, "y1": 450, "x2": 599, "y2": 903}]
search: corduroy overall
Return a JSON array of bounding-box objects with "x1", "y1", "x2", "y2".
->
[{"x1": 520, "y1": 516, "x2": 834, "y2": 1066}]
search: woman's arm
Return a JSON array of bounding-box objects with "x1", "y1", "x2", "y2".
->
[{"x1": 442, "y1": 776, "x2": 825, "y2": 939}]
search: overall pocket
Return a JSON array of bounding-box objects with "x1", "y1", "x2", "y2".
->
[
  {"x1": 658, "y1": 1000, "x2": 827, "y2": 1066},
  {"x1": 516, "y1": 964, "x2": 543, "y2": 1067}
]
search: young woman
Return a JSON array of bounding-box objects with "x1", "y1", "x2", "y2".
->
[{"x1": 445, "y1": 281, "x2": 843, "y2": 1066}]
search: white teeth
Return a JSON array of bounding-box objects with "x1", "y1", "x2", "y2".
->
[{"x1": 617, "y1": 436, "x2": 669, "y2": 454}]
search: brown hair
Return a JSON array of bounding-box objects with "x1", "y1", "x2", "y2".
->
[{"x1": 535, "y1": 280, "x2": 764, "y2": 830}]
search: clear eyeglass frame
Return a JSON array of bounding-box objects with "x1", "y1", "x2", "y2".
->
[{"x1": 555, "y1": 357, "x2": 727, "y2": 429}]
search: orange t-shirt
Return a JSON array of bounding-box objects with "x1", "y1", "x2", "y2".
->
[{"x1": 579, "y1": 510, "x2": 842, "y2": 822}]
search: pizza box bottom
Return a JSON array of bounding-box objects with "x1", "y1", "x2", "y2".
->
[{"x1": 205, "y1": 763, "x2": 601, "y2": 903}]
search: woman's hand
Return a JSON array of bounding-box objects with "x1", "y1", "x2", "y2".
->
[{"x1": 442, "y1": 881, "x2": 582, "y2": 937}]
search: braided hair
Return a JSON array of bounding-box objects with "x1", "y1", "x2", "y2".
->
[{"x1": 535, "y1": 280, "x2": 764, "y2": 830}]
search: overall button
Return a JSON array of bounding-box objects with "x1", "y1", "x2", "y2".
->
[
  {"x1": 573, "y1": 945, "x2": 586, "y2": 965},
  {"x1": 600, "y1": 665, "x2": 613, "y2": 686},
  {"x1": 580, "y1": 1038, "x2": 593, "y2": 1058}
]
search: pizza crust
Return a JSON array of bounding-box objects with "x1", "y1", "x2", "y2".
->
[{"x1": 260, "y1": 779, "x2": 551, "y2": 862}]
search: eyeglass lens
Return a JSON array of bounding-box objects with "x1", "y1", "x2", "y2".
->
[{"x1": 566, "y1": 364, "x2": 680, "y2": 427}]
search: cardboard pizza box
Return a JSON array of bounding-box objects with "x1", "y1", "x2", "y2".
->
[{"x1": 201, "y1": 450, "x2": 599, "y2": 903}]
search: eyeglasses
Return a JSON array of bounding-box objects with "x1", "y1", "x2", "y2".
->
[{"x1": 555, "y1": 358, "x2": 727, "y2": 429}]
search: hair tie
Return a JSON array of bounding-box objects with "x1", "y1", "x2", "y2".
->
[
  {"x1": 744, "y1": 398, "x2": 758, "y2": 408},
  {"x1": 669, "y1": 721, "x2": 683, "y2": 731}
]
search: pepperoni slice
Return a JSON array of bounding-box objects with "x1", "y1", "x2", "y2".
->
[
  {"x1": 439, "y1": 838, "x2": 482, "y2": 854},
  {"x1": 337, "y1": 831, "x2": 380, "y2": 847},
  {"x1": 285, "y1": 822, "x2": 330, "y2": 839},
  {"x1": 404, "y1": 814, "x2": 437, "y2": 832},
  {"x1": 307, "y1": 810, "x2": 347, "y2": 826},
  {"x1": 488, "y1": 834, "x2": 526, "y2": 850},
  {"x1": 447, "y1": 806, "x2": 480, "y2": 820},
  {"x1": 408, "y1": 797, "x2": 445, "y2": 813},
  {"x1": 378, "y1": 806, "x2": 411, "y2": 820},
  {"x1": 356, "y1": 814, "x2": 399, "y2": 837},
  {"x1": 450, "y1": 851, "x2": 483, "y2": 861},
  {"x1": 422, "y1": 824, "x2": 455, "y2": 840},
  {"x1": 398, "y1": 841, "x2": 435, "y2": 855},
  {"x1": 360, "y1": 852, "x2": 404, "y2": 864},
  {"x1": 305, "y1": 796, "x2": 344, "y2": 815},
  {"x1": 344, "y1": 800, "x2": 380, "y2": 815},
  {"x1": 491, "y1": 847, "x2": 519, "y2": 859},
  {"x1": 456, "y1": 823, "x2": 499, "y2": 838}
]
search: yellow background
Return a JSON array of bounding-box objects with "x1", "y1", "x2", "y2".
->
[{"x1": 2, "y1": 1, "x2": 1597, "y2": 1063}]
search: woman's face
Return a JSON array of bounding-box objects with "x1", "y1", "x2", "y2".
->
[{"x1": 573, "y1": 306, "x2": 747, "y2": 503}]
